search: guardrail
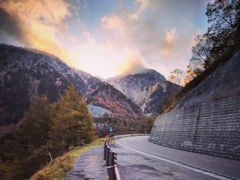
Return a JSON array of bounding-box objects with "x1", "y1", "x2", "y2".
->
[
  {"x1": 103, "y1": 134, "x2": 149, "y2": 180},
  {"x1": 104, "y1": 138, "x2": 120, "y2": 180},
  {"x1": 112, "y1": 133, "x2": 149, "y2": 140}
]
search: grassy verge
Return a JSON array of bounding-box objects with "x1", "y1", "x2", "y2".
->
[{"x1": 31, "y1": 138, "x2": 107, "y2": 180}]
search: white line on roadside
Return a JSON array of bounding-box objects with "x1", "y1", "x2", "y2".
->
[{"x1": 115, "y1": 140, "x2": 233, "y2": 180}]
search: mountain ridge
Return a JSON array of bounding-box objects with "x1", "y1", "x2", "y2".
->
[
  {"x1": 107, "y1": 68, "x2": 181, "y2": 114},
  {"x1": 0, "y1": 44, "x2": 141, "y2": 126}
]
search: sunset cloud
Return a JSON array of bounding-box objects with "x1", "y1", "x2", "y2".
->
[
  {"x1": 100, "y1": 0, "x2": 205, "y2": 76},
  {"x1": 0, "y1": 0, "x2": 71, "y2": 63},
  {"x1": 115, "y1": 49, "x2": 145, "y2": 75},
  {"x1": 101, "y1": 16, "x2": 127, "y2": 36},
  {"x1": 0, "y1": 0, "x2": 210, "y2": 79},
  {"x1": 165, "y1": 28, "x2": 176, "y2": 44},
  {"x1": 130, "y1": 0, "x2": 151, "y2": 20},
  {"x1": 84, "y1": 32, "x2": 96, "y2": 46},
  {"x1": 160, "y1": 28, "x2": 177, "y2": 56}
]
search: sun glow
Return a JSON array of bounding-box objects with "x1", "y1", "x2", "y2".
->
[
  {"x1": 70, "y1": 44, "x2": 144, "y2": 79},
  {"x1": 70, "y1": 43, "x2": 123, "y2": 79},
  {"x1": 80, "y1": 49, "x2": 120, "y2": 78},
  {"x1": 0, "y1": 0, "x2": 209, "y2": 79}
]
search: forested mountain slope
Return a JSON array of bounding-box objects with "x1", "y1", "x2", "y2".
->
[{"x1": 0, "y1": 44, "x2": 141, "y2": 127}]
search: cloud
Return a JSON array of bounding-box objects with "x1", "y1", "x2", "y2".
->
[
  {"x1": 101, "y1": 0, "x2": 205, "y2": 77},
  {"x1": 0, "y1": 0, "x2": 209, "y2": 79},
  {"x1": 160, "y1": 28, "x2": 177, "y2": 56},
  {"x1": 164, "y1": 28, "x2": 176, "y2": 44},
  {"x1": 0, "y1": 0, "x2": 71, "y2": 63},
  {"x1": 84, "y1": 32, "x2": 96, "y2": 46},
  {"x1": 115, "y1": 49, "x2": 145, "y2": 76},
  {"x1": 0, "y1": 7, "x2": 23, "y2": 41},
  {"x1": 130, "y1": 0, "x2": 150, "y2": 20},
  {"x1": 101, "y1": 16, "x2": 127, "y2": 36}
]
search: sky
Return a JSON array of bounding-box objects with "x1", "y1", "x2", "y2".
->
[{"x1": 0, "y1": 0, "x2": 211, "y2": 79}]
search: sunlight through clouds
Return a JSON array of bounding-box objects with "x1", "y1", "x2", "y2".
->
[
  {"x1": 0, "y1": 0, "x2": 210, "y2": 79},
  {"x1": 0, "y1": 0, "x2": 72, "y2": 63},
  {"x1": 160, "y1": 28, "x2": 177, "y2": 56}
]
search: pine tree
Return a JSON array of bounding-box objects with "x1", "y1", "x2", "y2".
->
[
  {"x1": 3, "y1": 96, "x2": 52, "y2": 179},
  {"x1": 78, "y1": 99, "x2": 96, "y2": 144},
  {"x1": 1, "y1": 85, "x2": 96, "y2": 178},
  {"x1": 49, "y1": 85, "x2": 95, "y2": 156}
]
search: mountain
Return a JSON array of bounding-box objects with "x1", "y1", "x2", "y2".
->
[
  {"x1": 88, "y1": 82, "x2": 141, "y2": 119},
  {"x1": 0, "y1": 44, "x2": 141, "y2": 127},
  {"x1": 175, "y1": 51, "x2": 240, "y2": 109},
  {"x1": 107, "y1": 69, "x2": 181, "y2": 114}
]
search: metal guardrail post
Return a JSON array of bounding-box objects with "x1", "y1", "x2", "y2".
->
[
  {"x1": 104, "y1": 134, "x2": 148, "y2": 180},
  {"x1": 109, "y1": 151, "x2": 117, "y2": 166},
  {"x1": 107, "y1": 165, "x2": 116, "y2": 180},
  {"x1": 104, "y1": 142, "x2": 107, "y2": 160},
  {"x1": 106, "y1": 147, "x2": 110, "y2": 166},
  {"x1": 109, "y1": 151, "x2": 118, "y2": 180}
]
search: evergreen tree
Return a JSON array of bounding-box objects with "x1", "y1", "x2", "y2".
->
[
  {"x1": 77, "y1": 99, "x2": 96, "y2": 144},
  {"x1": 0, "y1": 86, "x2": 96, "y2": 179},
  {"x1": 49, "y1": 85, "x2": 95, "y2": 156},
  {"x1": 3, "y1": 96, "x2": 52, "y2": 179}
]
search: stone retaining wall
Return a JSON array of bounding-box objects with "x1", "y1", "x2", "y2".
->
[{"x1": 149, "y1": 96, "x2": 240, "y2": 160}]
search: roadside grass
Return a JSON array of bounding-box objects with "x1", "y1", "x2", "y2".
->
[
  {"x1": 107, "y1": 138, "x2": 115, "y2": 144},
  {"x1": 31, "y1": 138, "x2": 107, "y2": 180}
]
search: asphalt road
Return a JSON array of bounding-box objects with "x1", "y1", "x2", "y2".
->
[
  {"x1": 64, "y1": 146, "x2": 108, "y2": 180},
  {"x1": 111, "y1": 136, "x2": 240, "y2": 180}
]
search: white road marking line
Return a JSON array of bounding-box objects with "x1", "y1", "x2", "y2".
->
[{"x1": 115, "y1": 140, "x2": 234, "y2": 180}]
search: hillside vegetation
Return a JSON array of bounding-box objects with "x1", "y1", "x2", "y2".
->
[
  {"x1": 175, "y1": 51, "x2": 240, "y2": 109},
  {"x1": 0, "y1": 44, "x2": 142, "y2": 128},
  {"x1": 31, "y1": 138, "x2": 106, "y2": 180},
  {"x1": 0, "y1": 85, "x2": 96, "y2": 179},
  {"x1": 168, "y1": 0, "x2": 240, "y2": 110}
]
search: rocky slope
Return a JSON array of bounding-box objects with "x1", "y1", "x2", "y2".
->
[
  {"x1": 0, "y1": 44, "x2": 141, "y2": 126},
  {"x1": 108, "y1": 69, "x2": 181, "y2": 114},
  {"x1": 175, "y1": 51, "x2": 240, "y2": 109}
]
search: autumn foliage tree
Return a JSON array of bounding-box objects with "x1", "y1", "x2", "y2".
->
[
  {"x1": 49, "y1": 85, "x2": 96, "y2": 156},
  {"x1": 190, "y1": 0, "x2": 240, "y2": 69},
  {"x1": 0, "y1": 85, "x2": 96, "y2": 179},
  {"x1": 178, "y1": 0, "x2": 240, "y2": 97}
]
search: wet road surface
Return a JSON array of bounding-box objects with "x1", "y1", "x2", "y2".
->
[{"x1": 111, "y1": 136, "x2": 240, "y2": 180}]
